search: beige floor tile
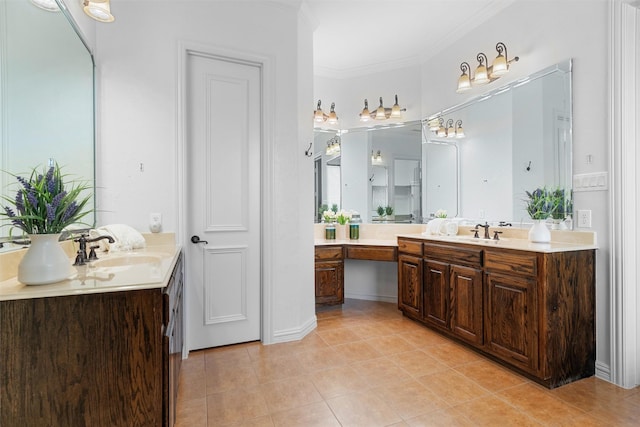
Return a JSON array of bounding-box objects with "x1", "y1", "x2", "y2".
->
[
  {"x1": 204, "y1": 344, "x2": 253, "y2": 371},
  {"x1": 351, "y1": 356, "x2": 413, "y2": 388},
  {"x1": 326, "y1": 390, "x2": 402, "y2": 427},
  {"x1": 391, "y1": 349, "x2": 449, "y2": 378},
  {"x1": 205, "y1": 363, "x2": 259, "y2": 395},
  {"x1": 497, "y1": 382, "x2": 587, "y2": 424},
  {"x1": 453, "y1": 395, "x2": 541, "y2": 426},
  {"x1": 223, "y1": 415, "x2": 274, "y2": 427},
  {"x1": 251, "y1": 354, "x2": 306, "y2": 383},
  {"x1": 454, "y1": 358, "x2": 529, "y2": 392},
  {"x1": 259, "y1": 376, "x2": 324, "y2": 413},
  {"x1": 550, "y1": 376, "x2": 638, "y2": 412},
  {"x1": 405, "y1": 407, "x2": 476, "y2": 426},
  {"x1": 175, "y1": 396, "x2": 207, "y2": 427},
  {"x1": 426, "y1": 342, "x2": 483, "y2": 367},
  {"x1": 418, "y1": 369, "x2": 491, "y2": 405},
  {"x1": 587, "y1": 397, "x2": 640, "y2": 426},
  {"x1": 397, "y1": 328, "x2": 450, "y2": 348},
  {"x1": 310, "y1": 365, "x2": 371, "y2": 399},
  {"x1": 206, "y1": 387, "x2": 269, "y2": 426},
  {"x1": 296, "y1": 346, "x2": 346, "y2": 372},
  {"x1": 365, "y1": 334, "x2": 417, "y2": 355},
  {"x1": 371, "y1": 379, "x2": 450, "y2": 419},
  {"x1": 332, "y1": 340, "x2": 382, "y2": 363},
  {"x1": 176, "y1": 300, "x2": 634, "y2": 427},
  {"x1": 246, "y1": 341, "x2": 300, "y2": 361},
  {"x1": 270, "y1": 401, "x2": 341, "y2": 427},
  {"x1": 317, "y1": 327, "x2": 362, "y2": 346}
]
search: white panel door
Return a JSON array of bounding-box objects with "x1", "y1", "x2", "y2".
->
[{"x1": 186, "y1": 52, "x2": 261, "y2": 350}]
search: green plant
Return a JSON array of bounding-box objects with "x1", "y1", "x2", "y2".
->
[
  {"x1": 336, "y1": 210, "x2": 351, "y2": 225},
  {"x1": 331, "y1": 204, "x2": 338, "y2": 213},
  {"x1": 385, "y1": 205, "x2": 394, "y2": 216},
  {"x1": 377, "y1": 206, "x2": 385, "y2": 216},
  {"x1": 549, "y1": 187, "x2": 572, "y2": 220},
  {"x1": 435, "y1": 209, "x2": 448, "y2": 218},
  {"x1": 525, "y1": 187, "x2": 553, "y2": 220},
  {"x1": 322, "y1": 210, "x2": 336, "y2": 223},
  {"x1": 1, "y1": 164, "x2": 92, "y2": 235}
]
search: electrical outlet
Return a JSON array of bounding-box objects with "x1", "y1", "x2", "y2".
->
[
  {"x1": 149, "y1": 213, "x2": 162, "y2": 233},
  {"x1": 577, "y1": 209, "x2": 592, "y2": 228}
]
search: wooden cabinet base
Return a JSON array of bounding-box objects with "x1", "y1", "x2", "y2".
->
[
  {"x1": 398, "y1": 237, "x2": 595, "y2": 389},
  {"x1": 0, "y1": 254, "x2": 184, "y2": 426}
]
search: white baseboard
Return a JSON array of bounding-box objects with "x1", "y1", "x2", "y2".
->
[
  {"x1": 270, "y1": 315, "x2": 317, "y2": 344},
  {"x1": 344, "y1": 292, "x2": 397, "y2": 304},
  {"x1": 595, "y1": 360, "x2": 611, "y2": 382}
]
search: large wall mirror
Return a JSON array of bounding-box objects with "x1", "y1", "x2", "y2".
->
[
  {"x1": 314, "y1": 60, "x2": 572, "y2": 226},
  {"x1": 426, "y1": 59, "x2": 572, "y2": 225},
  {"x1": 0, "y1": 0, "x2": 95, "y2": 248},
  {"x1": 314, "y1": 122, "x2": 425, "y2": 223}
]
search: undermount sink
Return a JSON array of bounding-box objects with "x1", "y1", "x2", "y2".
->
[
  {"x1": 91, "y1": 254, "x2": 163, "y2": 268},
  {"x1": 443, "y1": 235, "x2": 509, "y2": 244}
]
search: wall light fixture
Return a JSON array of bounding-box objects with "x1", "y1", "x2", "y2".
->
[
  {"x1": 457, "y1": 42, "x2": 518, "y2": 93},
  {"x1": 30, "y1": 0, "x2": 61, "y2": 12},
  {"x1": 360, "y1": 95, "x2": 405, "y2": 122},
  {"x1": 83, "y1": 0, "x2": 115, "y2": 23},
  {"x1": 325, "y1": 136, "x2": 341, "y2": 156},
  {"x1": 371, "y1": 150, "x2": 383, "y2": 165},
  {"x1": 431, "y1": 117, "x2": 465, "y2": 139},
  {"x1": 314, "y1": 100, "x2": 338, "y2": 125}
]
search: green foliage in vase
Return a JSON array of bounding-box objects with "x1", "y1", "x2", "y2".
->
[
  {"x1": 377, "y1": 206, "x2": 385, "y2": 216},
  {"x1": 385, "y1": 206, "x2": 394, "y2": 216},
  {"x1": 1, "y1": 164, "x2": 92, "y2": 235}
]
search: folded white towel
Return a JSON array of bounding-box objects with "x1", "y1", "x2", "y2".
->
[{"x1": 89, "y1": 224, "x2": 146, "y2": 252}]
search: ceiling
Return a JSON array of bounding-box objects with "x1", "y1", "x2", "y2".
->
[{"x1": 305, "y1": 0, "x2": 515, "y2": 79}]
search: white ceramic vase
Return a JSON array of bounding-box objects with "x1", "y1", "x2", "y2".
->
[
  {"x1": 528, "y1": 220, "x2": 551, "y2": 243},
  {"x1": 18, "y1": 234, "x2": 72, "y2": 285}
]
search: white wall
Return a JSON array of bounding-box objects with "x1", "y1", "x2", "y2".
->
[
  {"x1": 94, "y1": 0, "x2": 316, "y2": 344},
  {"x1": 314, "y1": 64, "x2": 422, "y2": 130},
  {"x1": 420, "y1": 0, "x2": 612, "y2": 379}
]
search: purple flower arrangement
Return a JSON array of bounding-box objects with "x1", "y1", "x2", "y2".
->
[{"x1": 1, "y1": 164, "x2": 92, "y2": 235}]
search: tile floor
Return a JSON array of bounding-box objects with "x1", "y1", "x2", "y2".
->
[{"x1": 176, "y1": 299, "x2": 640, "y2": 427}]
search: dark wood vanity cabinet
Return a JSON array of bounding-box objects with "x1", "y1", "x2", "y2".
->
[
  {"x1": 398, "y1": 254, "x2": 422, "y2": 317},
  {"x1": 0, "y1": 252, "x2": 184, "y2": 426},
  {"x1": 397, "y1": 237, "x2": 595, "y2": 388},
  {"x1": 423, "y1": 243, "x2": 483, "y2": 346},
  {"x1": 315, "y1": 246, "x2": 344, "y2": 305}
]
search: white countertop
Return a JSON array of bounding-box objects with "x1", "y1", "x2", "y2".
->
[
  {"x1": 397, "y1": 233, "x2": 598, "y2": 253},
  {"x1": 0, "y1": 245, "x2": 182, "y2": 301},
  {"x1": 314, "y1": 238, "x2": 398, "y2": 247}
]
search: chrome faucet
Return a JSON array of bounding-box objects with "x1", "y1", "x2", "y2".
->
[
  {"x1": 73, "y1": 234, "x2": 115, "y2": 266},
  {"x1": 475, "y1": 222, "x2": 491, "y2": 239}
]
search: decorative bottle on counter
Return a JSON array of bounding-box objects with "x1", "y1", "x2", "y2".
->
[
  {"x1": 350, "y1": 212, "x2": 361, "y2": 240},
  {"x1": 325, "y1": 224, "x2": 336, "y2": 240}
]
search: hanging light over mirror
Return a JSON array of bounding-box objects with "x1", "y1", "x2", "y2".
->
[
  {"x1": 83, "y1": 0, "x2": 115, "y2": 22},
  {"x1": 456, "y1": 42, "x2": 519, "y2": 93},
  {"x1": 314, "y1": 100, "x2": 339, "y2": 125},
  {"x1": 455, "y1": 120, "x2": 465, "y2": 138},
  {"x1": 325, "y1": 136, "x2": 341, "y2": 156},
  {"x1": 360, "y1": 95, "x2": 406, "y2": 122},
  {"x1": 428, "y1": 117, "x2": 465, "y2": 139},
  {"x1": 371, "y1": 150, "x2": 383, "y2": 165}
]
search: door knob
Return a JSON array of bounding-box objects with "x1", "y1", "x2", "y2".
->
[{"x1": 191, "y1": 235, "x2": 208, "y2": 244}]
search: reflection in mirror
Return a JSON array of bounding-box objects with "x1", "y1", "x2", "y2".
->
[
  {"x1": 314, "y1": 122, "x2": 425, "y2": 223},
  {"x1": 313, "y1": 129, "x2": 340, "y2": 221},
  {"x1": 0, "y1": 0, "x2": 95, "y2": 248},
  {"x1": 425, "y1": 60, "x2": 572, "y2": 226},
  {"x1": 423, "y1": 142, "x2": 458, "y2": 219}
]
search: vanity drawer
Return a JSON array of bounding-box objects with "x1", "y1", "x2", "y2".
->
[
  {"x1": 485, "y1": 250, "x2": 537, "y2": 277},
  {"x1": 315, "y1": 246, "x2": 344, "y2": 261},
  {"x1": 346, "y1": 245, "x2": 397, "y2": 262},
  {"x1": 398, "y1": 239, "x2": 423, "y2": 256},
  {"x1": 424, "y1": 243, "x2": 482, "y2": 267}
]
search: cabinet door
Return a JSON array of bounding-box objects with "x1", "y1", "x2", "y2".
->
[
  {"x1": 315, "y1": 260, "x2": 344, "y2": 305},
  {"x1": 485, "y1": 272, "x2": 538, "y2": 373},
  {"x1": 450, "y1": 265, "x2": 483, "y2": 345},
  {"x1": 398, "y1": 254, "x2": 422, "y2": 317},
  {"x1": 423, "y1": 259, "x2": 449, "y2": 329}
]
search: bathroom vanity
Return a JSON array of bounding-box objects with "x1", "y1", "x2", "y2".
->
[
  {"x1": 398, "y1": 234, "x2": 596, "y2": 388},
  {"x1": 0, "y1": 245, "x2": 183, "y2": 426}
]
